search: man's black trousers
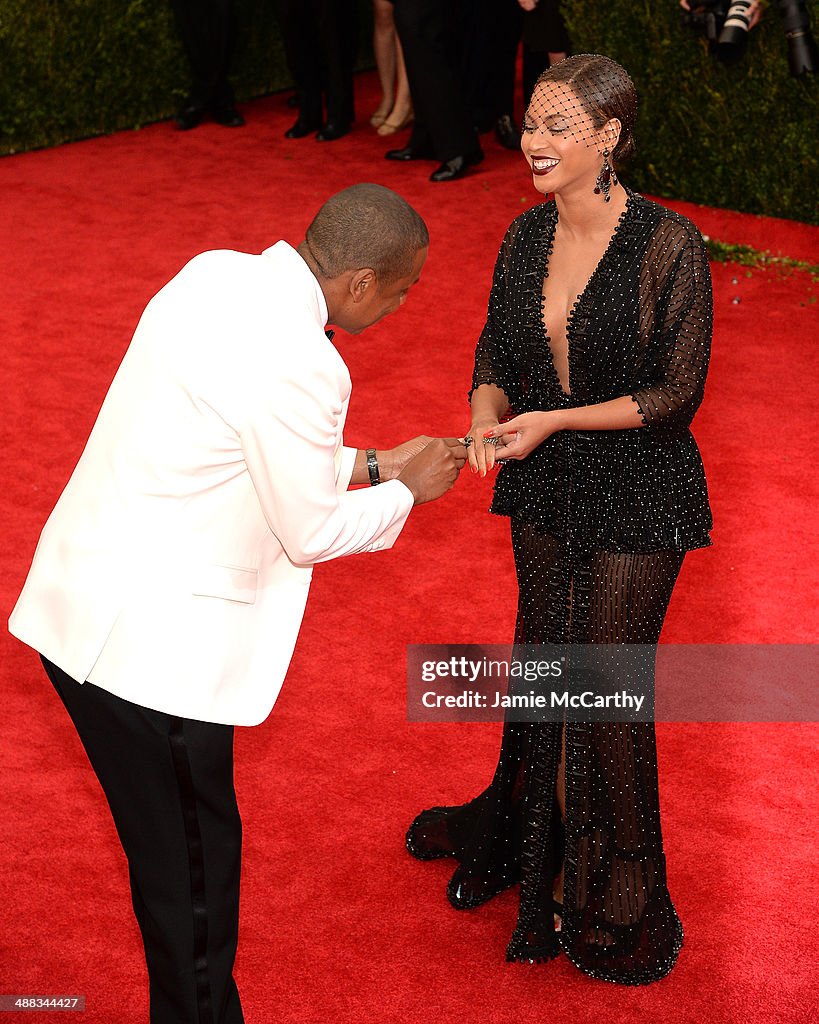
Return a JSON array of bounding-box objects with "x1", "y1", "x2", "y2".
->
[{"x1": 42, "y1": 656, "x2": 244, "y2": 1024}]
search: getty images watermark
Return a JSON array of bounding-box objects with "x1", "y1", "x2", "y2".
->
[{"x1": 406, "y1": 644, "x2": 818, "y2": 722}]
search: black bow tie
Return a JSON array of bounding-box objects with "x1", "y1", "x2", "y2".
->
[{"x1": 325, "y1": 329, "x2": 335, "y2": 342}]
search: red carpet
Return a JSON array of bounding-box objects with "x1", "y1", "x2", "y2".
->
[{"x1": 1, "y1": 72, "x2": 817, "y2": 1023}]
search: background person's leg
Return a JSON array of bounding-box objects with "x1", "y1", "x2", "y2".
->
[
  {"x1": 371, "y1": 0, "x2": 398, "y2": 124},
  {"x1": 277, "y1": 0, "x2": 324, "y2": 134},
  {"x1": 392, "y1": 0, "x2": 480, "y2": 165},
  {"x1": 169, "y1": 0, "x2": 240, "y2": 126}
]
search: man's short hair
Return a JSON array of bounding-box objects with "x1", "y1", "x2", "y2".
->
[{"x1": 305, "y1": 183, "x2": 429, "y2": 285}]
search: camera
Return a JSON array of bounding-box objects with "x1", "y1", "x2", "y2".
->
[
  {"x1": 681, "y1": 0, "x2": 818, "y2": 74},
  {"x1": 680, "y1": 0, "x2": 729, "y2": 44},
  {"x1": 718, "y1": 1, "x2": 759, "y2": 60}
]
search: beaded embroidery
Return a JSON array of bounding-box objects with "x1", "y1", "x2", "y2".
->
[{"x1": 407, "y1": 187, "x2": 713, "y2": 986}]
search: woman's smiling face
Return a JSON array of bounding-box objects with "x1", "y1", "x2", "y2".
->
[{"x1": 520, "y1": 81, "x2": 620, "y2": 198}]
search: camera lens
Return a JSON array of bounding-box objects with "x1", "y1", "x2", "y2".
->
[
  {"x1": 717, "y1": 0, "x2": 758, "y2": 60},
  {"x1": 776, "y1": 0, "x2": 819, "y2": 75}
]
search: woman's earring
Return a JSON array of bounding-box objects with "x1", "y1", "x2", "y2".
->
[{"x1": 594, "y1": 148, "x2": 618, "y2": 202}]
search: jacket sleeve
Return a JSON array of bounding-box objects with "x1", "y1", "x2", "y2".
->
[
  {"x1": 237, "y1": 344, "x2": 414, "y2": 566},
  {"x1": 630, "y1": 223, "x2": 713, "y2": 432},
  {"x1": 337, "y1": 445, "x2": 358, "y2": 492}
]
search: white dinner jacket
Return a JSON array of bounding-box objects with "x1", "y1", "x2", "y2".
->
[{"x1": 8, "y1": 241, "x2": 414, "y2": 725}]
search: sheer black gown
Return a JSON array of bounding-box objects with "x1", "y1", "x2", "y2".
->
[{"x1": 406, "y1": 189, "x2": 713, "y2": 985}]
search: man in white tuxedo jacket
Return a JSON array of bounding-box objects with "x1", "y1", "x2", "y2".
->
[{"x1": 8, "y1": 183, "x2": 465, "y2": 1024}]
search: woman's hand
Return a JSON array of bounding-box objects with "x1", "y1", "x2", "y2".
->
[
  {"x1": 463, "y1": 419, "x2": 500, "y2": 477},
  {"x1": 482, "y1": 411, "x2": 563, "y2": 461}
]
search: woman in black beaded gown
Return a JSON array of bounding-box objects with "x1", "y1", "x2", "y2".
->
[{"x1": 406, "y1": 54, "x2": 713, "y2": 985}]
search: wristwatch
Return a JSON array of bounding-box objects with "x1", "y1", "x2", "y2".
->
[{"x1": 366, "y1": 448, "x2": 380, "y2": 486}]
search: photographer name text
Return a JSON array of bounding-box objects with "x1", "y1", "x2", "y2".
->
[{"x1": 420, "y1": 689, "x2": 646, "y2": 711}]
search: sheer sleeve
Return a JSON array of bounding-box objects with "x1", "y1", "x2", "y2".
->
[
  {"x1": 630, "y1": 223, "x2": 712, "y2": 432},
  {"x1": 469, "y1": 220, "x2": 518, "y2": 403}
]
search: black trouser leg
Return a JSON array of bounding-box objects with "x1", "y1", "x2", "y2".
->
[
  {"x1": 464, "y1": 0, "x2": 522, "y2": 128},
  {"x1": 41, "y1": 656, "x2": 244, "y2": 1024},
  {"x1": 523, "y1": 47, "x2": 551, "y2": 109},
  {"x1": 393, "y1": 0, "x2": 479, "y2": 162},
  {"x1": 169, "y1": 0, "x2": 237, "y2": 107},
  {"x1": 276, "y1": 0, "x2": 323, "y2": 124},
  {"x1": 315, "y1": 0, "x2": 359, "y2": 125}
]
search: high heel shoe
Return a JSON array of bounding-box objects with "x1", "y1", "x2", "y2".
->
[
  {"x1": 446, "y1": 865, "x2": 519, "y2": 910},
  {"x1": 376, "y1": 112, "x2": 414, "y2": 136},
  {"x1": 405, "y1": 808, "x2": 455, "y2": 860}
]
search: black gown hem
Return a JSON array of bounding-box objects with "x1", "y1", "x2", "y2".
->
[
  {"x1": 505, "y1": 937, "x2": 562, "y2": 965},
  {"x1": 559, "y1": 918, "x2": 684, "y2": 986}
]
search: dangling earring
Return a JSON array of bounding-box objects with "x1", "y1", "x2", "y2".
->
[{"x1": 594, "y1": 148, "x2": 618, "y2": 202}]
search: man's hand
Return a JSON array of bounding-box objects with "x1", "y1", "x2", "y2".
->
[
  {"x1": 386, "y1": 435, "x2": 436, "y2": 478},
  {"x1": 397, "y1": 438, "x2": 467, "y2": 505}
]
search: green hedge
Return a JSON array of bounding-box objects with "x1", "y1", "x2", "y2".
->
[
  {"x1": 1, "y1": 1, "x2": 817, "y2": 224},
  {"x1": 562, "y1": 0, "x2": 818, "y2": 224},
  {"x1": 0, "y1": 0, "x2": 371, "y2": 155}
]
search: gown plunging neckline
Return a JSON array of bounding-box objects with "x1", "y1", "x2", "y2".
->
[{"x1": 540, "y1": 191, "x2": 634, "y2": 399}]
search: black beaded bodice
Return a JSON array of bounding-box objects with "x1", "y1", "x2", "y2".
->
[{"x1": 471, "y1": 189, "x2": 714, "y2": 553}]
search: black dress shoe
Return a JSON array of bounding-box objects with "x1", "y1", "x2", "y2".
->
[
  {"x1": 429, "y1": 149, "x2": 484, "y2": 182},
  {"x1": 210, "y1": 102, "x2": 245, "y2": 128},
  {"x1": 175, "y1": 103, "x2": 207, "y2": 131},
  {"x1": 384, "y1": 144, "x2": 435, "y2": 161},
  {"x1": 495, "y1": 113, "x2": 520, "y2": 150},
  {"x1": 315, "y1": 121, "x2": 351, "y2": 142},
  {"x1": 285, "y1": 117, "x2": 321, "y2": 139}
]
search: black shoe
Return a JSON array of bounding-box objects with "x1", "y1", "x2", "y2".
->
[
  {"x1": 384, "y1": 144, "x2": 435, "y2": 161},
  {"x1": 446, "y1": 867, "x2": 518, "y2": 910},
  {"x1": 495, "y1": 113, "x2": 520, "y2": 150},
  {"x1": 210, "y1": 102, "x2": 245, "y2": 128},
  {"x1": 429, "y1": 149, "x2": 484, "y2": 182},
  {"x1": 285, "y1": 116, "x2": 321, "y2": 139},
  {"x1": 175, "y1": 103, "x2": 207, "y2": 131},
  {"x1": 315, "y1": 121, "x2": 351, "y2": 142},
  {"x1": 405, "y1": 810, "x2": 457, "y2": 861}
]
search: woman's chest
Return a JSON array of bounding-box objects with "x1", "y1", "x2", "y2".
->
[
  {"x1": 541, "y1": 239, "x2": 609, "y2": 334},
  {"x1": 511, "y1": 255, "x2": 651, "y2": 403}
]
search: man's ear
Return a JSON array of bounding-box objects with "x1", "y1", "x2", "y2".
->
[{"x1": 349, "y1": 268, "x2": 377, "y2": 303}]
